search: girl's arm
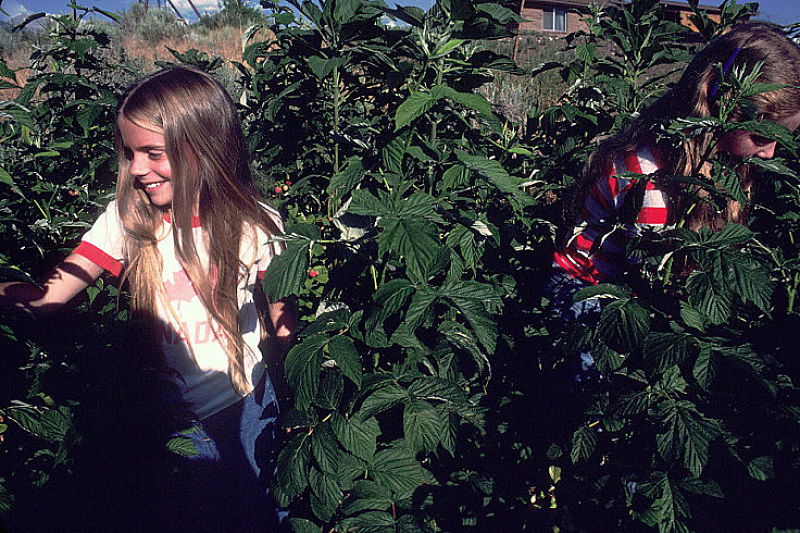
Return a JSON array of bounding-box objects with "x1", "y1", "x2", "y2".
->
[
  {"x1": 0, "y1": 254, "x2": 104, "y2": 319},
  {"x1": 264, "y1": 295, "x2": 298, "y2": 400}
]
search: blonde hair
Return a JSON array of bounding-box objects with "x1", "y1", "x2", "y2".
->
[
  {"x1": 574, "y1": 22, "x2": 800, "y2": 231},
  {"x1": 115, "y1": 66, "x2": 283, "y2": 395}
]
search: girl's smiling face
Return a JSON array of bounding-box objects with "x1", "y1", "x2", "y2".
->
[{"x1": 119, "y1": 116, "x2": 173, "y2": 208}]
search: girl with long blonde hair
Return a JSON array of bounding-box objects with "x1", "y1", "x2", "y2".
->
[
  {"x1": 0, "y1": 66, "x2": 296, "y2": 528},
  {"x1": 545, "y1": 22, "x2": 800, "y2": 381}
]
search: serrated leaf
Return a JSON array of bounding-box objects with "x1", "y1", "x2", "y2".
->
[
  {"x1": 285, "y1": 335, "x2": 326, "y2": 410},
  {"x1": 263, "y1": 239, "x2": 311, "y2": 301},
  {"x1": 309, "y1": 467, "x2": 342, "y2": 521},
  {"x1": 687, "y1": 269, "x2": 731, "y2": 325},
  {"x1": 287, "y1": 518, "x2": 322, "y2": 533},
  {"x1": 747, "y1": 455, "x2": 774, "y2": 481},
  {"x1": 339, "y1": 510, "x2": 395, "y2": 530},
  {"x1": 328, "y1": 157, "x2": 364, "y2": 201},
  {"x1": 376, "y1": 217, "x2": 439, "y2": 280},
  {"x1": 597, "y1": 297, "x2": 650, "y2": 351},
  {"x1": 454, "y1": 151, "x2": 532, "y2": 207},
  {"x1": 643, "y1": 332, "x2": 694, "y2": 371},
  {"x1": 327, "y1": 335, "x2": 362, "y2": 388},
  {"x1": 692, "y1": 344, "x2": 715, "y2": 389},
  {"x1": 395, "y1": 90, "x2": 439, "y2": 131},
  {"x1": 273, "y1": 432, "x2": 311, "y2": 507},
  {"x1": 571, "y1": 425, "x2": 597, "y2": 464},
  {"x1": 369, "y1": 444, "x2": 431, "y2": 499},
  {"x1": 656, "y1": 400, "x2": 719, "y2": 477},
  {"x1": 312, "y1": 422, "x2": 342, "y2": 475},
  {"x1": 359, "y1": 383, "x2": 407, "y2": 419},
  {"x1": 332, "y1": 413, "x2": 379, "y2": 461},
  {"x1": 166, "y1": 436, "x2": 198, "y2": 457},
  {"x1": 445, "y1": 280, "x2": 500, "y2": 353},
  {"x1": 403, "y1": 399, "x2": 446, "y2": 454},
  {"x1": 343, "y1": 480, "x2": 394, "y2": 515}
]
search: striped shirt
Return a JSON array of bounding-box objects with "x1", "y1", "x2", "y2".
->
[{"x1": 553, "y1": 144, "x2": 672, "y2": 284}]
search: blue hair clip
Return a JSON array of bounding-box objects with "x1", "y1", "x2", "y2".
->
[{"x1": 710, "y1": 47, "x2": 742, "y2": 98}]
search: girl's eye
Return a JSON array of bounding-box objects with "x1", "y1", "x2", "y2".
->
[
  {"x1": 750, "y1": 134, "x2": 773, "y2": 146},
  {"x1": 148, "y1": 150, "x2": 165, "y2": 160}
]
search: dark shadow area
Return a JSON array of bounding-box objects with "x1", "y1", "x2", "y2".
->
[{"x1": 0, "y1": 290, "x2": 284, "y2": 532}]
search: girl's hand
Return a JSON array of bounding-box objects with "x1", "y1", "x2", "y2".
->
[{"x1": 0, "y1": 254, "x2": 104, "y2": 319}]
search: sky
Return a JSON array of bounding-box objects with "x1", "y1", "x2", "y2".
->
[{"x1": 1, "y1": 0, "x2": 799, "y2": 27}]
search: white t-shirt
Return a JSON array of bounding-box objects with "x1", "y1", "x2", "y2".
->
[{"x1": 74, "y1": 200, "x2": 283, "y2": 419}]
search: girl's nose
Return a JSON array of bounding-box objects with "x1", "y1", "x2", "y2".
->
[
  {"x1": 758, "y1": 141, "x2": 777, "y2": 159},
  {"x1": 129, "y1": 154, "x2": 148, "y2": 176}
]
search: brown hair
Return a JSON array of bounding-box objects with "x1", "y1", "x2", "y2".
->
[
  {"x1": 573, "y1": 22, "x2": 800, "y2": 231},
  {"x1": 115, "y1": 66, "x2": 283, "y2": 395}
]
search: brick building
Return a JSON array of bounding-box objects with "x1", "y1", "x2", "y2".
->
[{"x1": 514, "y1": 0, "x2": 724, "y2": 35}]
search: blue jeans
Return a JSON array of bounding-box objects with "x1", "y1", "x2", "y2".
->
[
  {"x1": 166, "y1": 375, "x2": 286, "y2": 531},
  {"x1": 541, "y1": 269, "x2": 602, "y2": 383}
]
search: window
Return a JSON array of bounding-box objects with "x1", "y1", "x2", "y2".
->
[{"x1": 543, "y1": 5, "x2": 567, "y2": 32}]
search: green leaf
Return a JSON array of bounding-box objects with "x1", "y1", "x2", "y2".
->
[
  {"x1": 307, "y1": 55, "x2": 347, "y2": 80},
  {"x1": 369, "y1": 444, "x2": 431, "y2": 499},
  {"x1": 437, "y1": 85, "x2": 493, "y2": 118},
  {"x1": 76, "y1": 102, "x2": 101, "y2": 136},
  {"x1": 287, "y1": 518, "x2": 322, "y2": 533},
  {"x1": 687, "y1": 269, "x2": 731, "y2": 325},
  {"x1": 372, "y1": 279, "x2": 415, "y2": 317},
  {"x1": 348, "y1": 189, "x2": 392, "y2": 217},
  {"x1": 445, "y1": 280, "x2": 500, "y2": 353},
  {"x1": 315, "y1": 371, "x2": 343, "y2": 410},
  {"x1": 376, "y1": 217, "x2": 440, "y2": 280},
  {"x1": 7, "y1": 406, "x2": 70, "y2": 442},
  {"x1": 474, "y1": 2, "x2": 524, "y2": 23},
  {"x1": 273, "y1": 432, "x2": 311, "y2": 507},
  {"x1": 692, "y1": 344, "x2": 715, "y2": 389},
  {"x1": 403, "y1": 399, "x2": 446, "y2": 454},
  {"x1": 596, "y1": 297, "x2": 650, "y2": 351},
  {"x1": 747, "y1": 456, "x2": 774, "y2": 481},
  {"x1": 575, "y1": 43, "x2": 596, "y2": 63},
  {"x1": 643, "y1": 332, "x2": 695, "y2": 371},
  {"x1": 382, "y1": 135, "x2": 406, "y2": 173},
  {"x1": 327, "y1": 157, "x2": 364, "y2": 201},
  {"x1": 656, "y1": 400, "x2": 719, "y2": 477},
  {"x1": 332, "y1": 413, "x2": 379, "y2": 461},
  {"x1": 312, "y1": 423, "x2": 342, "y2": 475},
  {"x1": 327, "y1": 335, "x2": 362, "y2": 388},
  {"x1": 309, "y1": 467, "x2": 342, "y2": 521},
  {"x1": 285, "y1": 335, "x2": 326, "y2": 410},
  {"x1": 697, "y1": 223, "x2": 752, "y2": 246},
  {"x1": 2, "y1": 104, "x2": 34, "y2": 129},
  {"x1": 454, "y1": 151, "x2": 532, "y2": 207},
  {"x1": 166, "y1": 436, "x2": 198, "y2": 457},
  {"x1": 433, "y1": 38, "x2": 466, "y2": 57},
  {"x1": 343, "y1": 480, "x2": 393, "y2": 515},
  {"x1": 0, "y1": 166, "x2": 14, "y2": 186},
  {"x1": 359, "y1": 383, "x2": 408, "y2": 419},
  {"x1": 395, "y1": 90, "x2": 439, "y2": 131},
  {"x1": 339, "y1": 511, "x2": 396, "y2": 530},
  {"x1": 263, "y1": 239, "x2": 311, "y2": 301},
  {"x1": 571, "y1": 425, "x2": 597, "y2": 464}
]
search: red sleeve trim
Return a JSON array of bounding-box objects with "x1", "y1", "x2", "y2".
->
[
  {"x1": 73, "y1": 241, "x2": 124, "y2": 276},
  {"x1": 257, "y1": 270, "x2": 266, "y2": 281}
]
